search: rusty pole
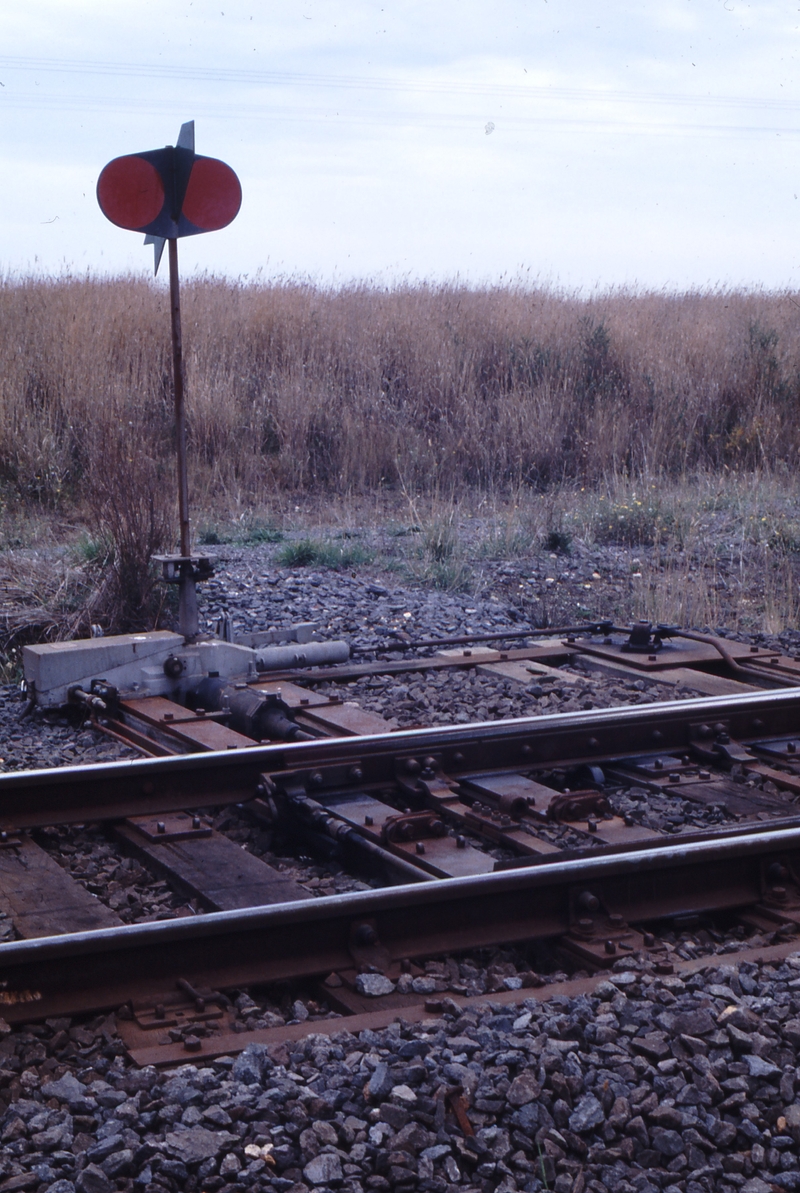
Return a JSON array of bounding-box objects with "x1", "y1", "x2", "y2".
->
[{"x1": 167, "y1": 237, "x2": 198, "y2": 638}]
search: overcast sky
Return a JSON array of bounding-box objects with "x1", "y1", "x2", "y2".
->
[{"x1": 1, "y1": 1, "x2": 799, "y2": 290}]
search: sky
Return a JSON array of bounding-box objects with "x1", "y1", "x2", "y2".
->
[{"x1": 1, "y1": 1, "x2": 800, "y2": 290}]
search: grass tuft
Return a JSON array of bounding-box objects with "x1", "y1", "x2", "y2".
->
[{"x1": 277, "y1": 538, "x2": 374, "y2": 569}]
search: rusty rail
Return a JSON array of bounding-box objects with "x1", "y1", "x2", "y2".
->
[
  {"x1": 0, "y1": 817, "x2": 798, "y2": 1022},
  {"x1": 0, "y1": 687, "x2": 799, "y2": 829}
]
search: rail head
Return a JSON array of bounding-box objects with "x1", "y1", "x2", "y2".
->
[{"x1": 0, "y1": 687, "x2": 799, "y2": 829}]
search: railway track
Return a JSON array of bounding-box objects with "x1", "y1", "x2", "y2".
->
[{"x1": 5, "y1": 619, "x2": 800, "y2": 1068}]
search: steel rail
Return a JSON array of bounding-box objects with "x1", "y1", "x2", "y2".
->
[
  {"x1": 1, "y1": 819, "x2": 799, "y2": 1021},
  {"x1": 0, "y1": 688, "x2": 799, "y2": 829}
]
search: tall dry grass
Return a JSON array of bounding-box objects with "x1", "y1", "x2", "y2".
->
[{"x1": 1, "y1": 276, "x2": 800, "y2": 518}]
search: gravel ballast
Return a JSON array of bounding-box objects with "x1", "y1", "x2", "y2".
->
[
  {"x1": 1, "y1": 546, "x2": 800, "y2": 1193},
  {"x1": 4, "y1": 947, "x2": 800, "y2": 1193}
]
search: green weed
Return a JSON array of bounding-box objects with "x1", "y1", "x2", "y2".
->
[
  {"x1": 277, "y1": 538, "x2": 374, "y2": 569},
  {"x1": 592, "y1": 496, "x2": 673, "y2": 547},
  {"x1": 198, "y1": 518, "x2": 284, "y2": 547}
]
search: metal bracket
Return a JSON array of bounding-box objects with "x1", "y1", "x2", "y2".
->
[
  {"x1": 382, "y1": 810, "x2": 446, "y2": 844},
  {"x1": 125, "y1": 812, "x2": 212, "y2": 843},
  {"x1": 548, "y1": 790, "x2": 610, "y2": 822},
  {"x1": 559, "y1": 886, "x2": 654, "y2": 968},
  {"x1": 152, "y1": 554, "x2": 216, "y2": 584}
]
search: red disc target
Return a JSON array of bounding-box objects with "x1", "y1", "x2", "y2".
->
[
  {"x1": 97, "y1": 156, "x2": 165, "y2": 231},
  {"x1": 97, "y1": 140, "x2": 241, "y2": 240}
]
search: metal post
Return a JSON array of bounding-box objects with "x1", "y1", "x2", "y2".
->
[{"x1": 167, "y1": 237, "x2": 198, "y2": 639}]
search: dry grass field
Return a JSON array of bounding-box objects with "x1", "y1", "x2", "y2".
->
[{"x1": 1, "y1": 274, "x2": 800, "y2": 640}]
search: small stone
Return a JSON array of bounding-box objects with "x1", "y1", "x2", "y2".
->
[
  {"x1": 232, "y1": 1042, "x2": 269, "y2": 1084},
  {"x1": 421, "y1": 1145, "x2": 451, "y2": 1161},
  {"x1": 164, "y1": 1126, "x2": 239, "y2": 1164},
  {"x1": 100, "y1": 1150, "x2": 133, "y2": 1178},
  {"x1": 650, "y1": 1128, "x2": 684, "y2": 1158},
  {"x1": 741, "y1": 1180, "x2": 774, "y2": 1193},
  {"x1": 303, "y1": 1154, "x2": 343, "y2": 1185},
  {"x1": 355, "y1": 973, "x2": 396, "y2": 997},
  {"x1": 76, "y1": 1166, "x2": 111, "y2": 1193},
  {"x1": 202, "y1": 1104, "x2": 232, "y2": 1126},
  {"x1": 411, "y1": 976, "x2": 437, "y2": 994},
  {"x1": 718, "y1": 1004, "x2": 760, "y2": 1032},
  {"x1": 41, "y1": 1074, "x2": 86, "y2": 1104},
  {"x1": 379, "y1": 1103, "x2": 409, "y2": 1130},
  {"x1": 220, "y1": 1153, "x2": 242, "y2": 1176},
  {"x1": 568, "y1": 1094, "x2": 605, "y2": 1133},
  {"x1": 656, "y1": 1009, "x2": 716, "y2": 1036},
  {"x1": 367, "y1": 1062, "x2": 394, "y2": 1100},
  {"x1": 391, "y1": 1084, "x2": 417, "y2": 1104},
  {"x1": 393, "y1": 1122, "x2": 436, "y2": 1154},
  {"x1": 631, "y1": 1033, "x2": 670, "y2": 1061},
  {"x1": 744, "y1": 1053, "x2": 780, "y2": 1079},
  {"x1": 506, "y1": 1071, "x2": 541, "y2": 1107},
  {"x1": 291, "y1": 999, "x2": 309, "y2": 1022}
]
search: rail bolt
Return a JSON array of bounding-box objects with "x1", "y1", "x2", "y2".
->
[
  {"x1": 353, "y1": 923, "x2": 377, "y2": 946},
  {"x1": 456, "y1": 835, "x2": 466, "y2": 849},
  {"x1": 578, "y1": 891, "x2": 600, "y2": 912},
  {"x1": 309, "y1": 771, "x2": 324, "y2": 787},
  {"x1": 652, "y1": 731, "x2": 664, "y2": 743},
  {"x1": 405, "y1": 758, "x2": 421, "y2": 775},
  {"x1": 643, "y1": 933, "x2": 655, "y2": 947},
  {"x1": 604, "y1": 940, "x2": 616, "y2": 955},
  {"x1": 789, "y1": 742, "x2": 798, "y2": 754},
  {"x1": 349, "y1": 766, "x2": 363, "y2": 782}
]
